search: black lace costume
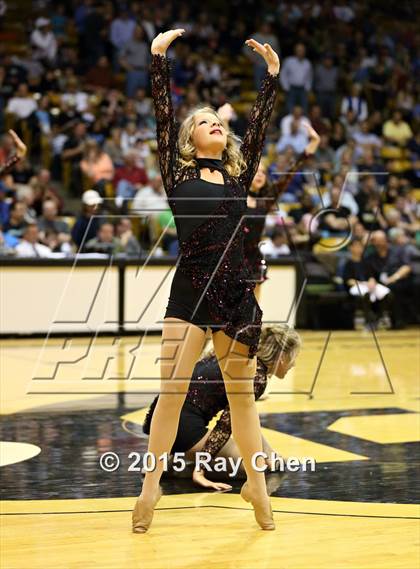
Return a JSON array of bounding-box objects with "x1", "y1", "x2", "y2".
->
[
  {"x1": 151, "y1": 53, "x2": 279, "y2": 357},
  {"x1": 243, "y1": 151, "x2": 308, "y2": 283},
  {"x1": 143, "y1": 354, "x2": 268, "y2": 458}
]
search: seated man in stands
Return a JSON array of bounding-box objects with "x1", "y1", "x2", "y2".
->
[
  {"x1": 342, "y1": 237, "x2": 392, "y2": 330},
  {"x1": 364, "y1": 230, "x2": 413, "y2": 329}
]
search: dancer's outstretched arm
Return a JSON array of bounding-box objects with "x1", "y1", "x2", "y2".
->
[
  {"x1": 262, "y1": 123, "x2": 321, "y2": 210},
  {"x1": 150, "y1": 29, "x2": 185, "y2": 194},
  {"x1": 0, "y1": 130, "x2": 27, "y2": 176},
  {"x1": 239, "y1": 40, "x2": 280, "y2": 191}
]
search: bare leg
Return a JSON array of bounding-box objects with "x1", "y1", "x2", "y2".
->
[
  {"x1": 212, "y1": 330, "x2": 275, "y2": 529},
  {"x1": 254, "y1": 283, "x2": 262, "y2": 303},
  {"x1": 132, "y1": 317, "x2": 206, "y2": 532}
]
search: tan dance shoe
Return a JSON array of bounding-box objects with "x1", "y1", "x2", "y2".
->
[
  {"x1": 132, "y1": 486, "x2": 162, "y2": 533},
  {"x1": 240, "y1": 481, "x2": 275, "y2": 530}
]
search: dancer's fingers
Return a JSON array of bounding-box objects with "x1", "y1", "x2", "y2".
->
[{"x1": 245, "y1": 38, "x2": 266, "y2": 55}]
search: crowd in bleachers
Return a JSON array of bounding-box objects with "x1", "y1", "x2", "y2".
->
[{"x1": 0, "y1": 0, "x2": 419, "y2": 327}]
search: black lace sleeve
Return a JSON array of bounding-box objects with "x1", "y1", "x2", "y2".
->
[
  {"x1": 201, "y1": 360, "x2": 268, "y2": 459},
  {"x1": 0, "y1": 154, "x2": 20, "y2": 177},
  {"x1": 201, "y1": 406, "x2": 232, "y2": 459},
  {"x1": 239, "y1": 70, "x2": 279, "y2": 191},
  {"x1": 150, "y1": 53, "x2": 179, "y2": 195},
  {"x1": 260, "y1": 151, "x2": 308, "y2": 211}
]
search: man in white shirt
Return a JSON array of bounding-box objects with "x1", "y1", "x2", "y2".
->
[
  {"x1": 30, "y1": 18, "x2": 57, "y2": 63},
  {"x1": 276, "y1": 120, "x2": 308, "y2": 154},
  {"x1": 280, "y1": 105, "x2": 311, "y2": 137},
  {"x1": 15, "y1": 223, "x2": 54, "y2": 258},
  {"x1": 280, "y1": 43, "x2": 313, "y2": 113},
  {"x1": 6, "y1": 83, "x2": 37, "y2": 120},
  {"x1": 260, "y1": 228, "x2": 291, "y2": 258}
]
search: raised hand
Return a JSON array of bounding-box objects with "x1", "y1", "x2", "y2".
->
[
  {"x1": 302, "y1": 123, "x2": 321, "y2": 155},
  {"x1": 8, "y1": 129, "x2": 27, "y2": 158},
  {"x1": 151, "y1": 29, "x2": 185, "y2": 56},
  {"x1": 245, "y1": 39, "x2": 280, "y2": 76}
]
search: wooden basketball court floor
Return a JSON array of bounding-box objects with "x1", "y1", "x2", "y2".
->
[{"x1": 1, "y1": 329, "x2": 419, "y2": 569}]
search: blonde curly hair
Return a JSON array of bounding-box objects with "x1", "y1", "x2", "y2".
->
[
  {"x1": 177, "y1": 105, "x2": 247, "y2": 178},
  {"x1": 200, "y1": 324, "x2": 301, "y2": 375}
]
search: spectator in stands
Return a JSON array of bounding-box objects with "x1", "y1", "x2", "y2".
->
[
  {"x1": 382, "y1": 110, "x2": 413, "y2": 147},
  {"x1": 330, "y1": 120, "x2": 347, "y2": 150},
  {"x1": 15, "y1": 223, "x2": 53, "y2": 258},
  {"x1": 80, "y1": 2, "x2": 107, "y2": 68},
  {"x1": 393, "y1": 195, "x2": 420, "y2": 235},
  {"x1": 114, "y1": 151, "x2": 148, "y2": 211},
  {"x1": 71, "y1": 190, "x2": 103, "y2": 250},
  {"x1": 30, "y1": 18, "x2": 58, "y2": 65},
  {"x1": 37, "y1": 199, "x2": 70, "y2": 245},
  {"x1": 80, "y1": 139, "x2": 115, "y2": 198},
  {"x1": 119, "y1": 25, "x2": 151, "y2": 98},
  {"x1": 352, "y1": 121, "x2": 383, "y2": 158},
  {"x1": 388, "y1": 227, "x2": 420, "y2": 260},
  {"x1": 6, "y1": 82, "x2": 37, "y2": 121},
  {"x1": 61, "y1": 77, "x2": 88, "y2": 113},
  {"x1": 280, "y1": 105, "x2": 309, "y2": 137},
  {"x1": 0, "y1": 222, "x2": 19, "y2": 255},
  {"x1": 280, "y1": 43, "x2": 313, "y2": 113},
  {"x1": 62, "y1": 121, "x2": 88, "y2": 196},
  {"x1": 103, "y1": 127, "x2": 124, "y2": 166},
  {"x1": 307, "y1": 104, "x2": 330, "y2": 136},
  {"x1": 366, "y1": 60, "x2": 390, "y2": 111},
  {"x1": 357, "y1": 192, "x2": 388, "y2": 232},
  {"x1": 84, "y1": 56, "x2": 116, "y2": 91},
  {"x1": 340, "y1": 84, "x2": 368, "y2": 123},
  {"x1": 260, "y1": 227, "x2": 291, "y2": 257},
  {"x1": 314, "y1": 134, "x2": 334, "y2": 181},
  {"x1": 318, "y1": 186, "x2": 356, "y2": 235},
  {"x1": 109, "y1": 7, "x2": 136, "y2": 69},
  {"x1": 85, "y1": 221, "x2": 138, "y2": 256},
  {"x1": 50, "y1": 3, "x2": 68, "y2": 40},
  {"x1": 3, "y1": 201, "x2": 29, "y2": 238},
  {"x1": 342, "y1": 237, "x2": 392, "y2": 330},
  {"x1": 115, "y1": 217, "x2": 142, "y2": 257},
  {"x1": 314, "y1": 54, "x2": 338, "y2": 119},
  {"x1": 29, "y1": 169, "x2": 63, "y2": 215},
  {"x1": 276, "y1": 120, "x2": 308, "y2": 154},
  {"x1": 44, "y1": 229, "x2": 73, "y2": 255},
  {"x1": 365, "y1": 230, "x2": 413, "y2": 328}
]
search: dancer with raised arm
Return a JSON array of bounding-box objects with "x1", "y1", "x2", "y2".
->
[
  {"x1": 217, "y1": 105, "x2": 320, "y2": 301},
  {"x1": 244, "y1": 123, "x2": 320, "y2": 300},
  {"x1": 132, "y1": 29, "x2": 280, "y2": 533}
]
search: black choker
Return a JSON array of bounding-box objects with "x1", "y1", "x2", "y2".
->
[{"x1": 195, "y1": 157, "x2": 224, "y2": 173}]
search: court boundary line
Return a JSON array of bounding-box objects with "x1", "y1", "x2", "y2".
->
[{"x1": 1, "y1": 505, "x2": 418, "y2": 520}]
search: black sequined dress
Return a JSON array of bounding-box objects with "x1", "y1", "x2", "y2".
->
[
  {"x1": 151, "y1": 53, "x2": 279, "y2": 357},
  {"x1": 143, "y1": 354, "x2": 268, "y2": 458}
]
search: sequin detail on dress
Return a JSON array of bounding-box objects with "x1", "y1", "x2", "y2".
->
[
  {"x1": 143, "y1": 355, "x2": 268, "y2": 458},
  {"x1": 151, "y1": 53, "x2": 279, "y2": 357}
]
